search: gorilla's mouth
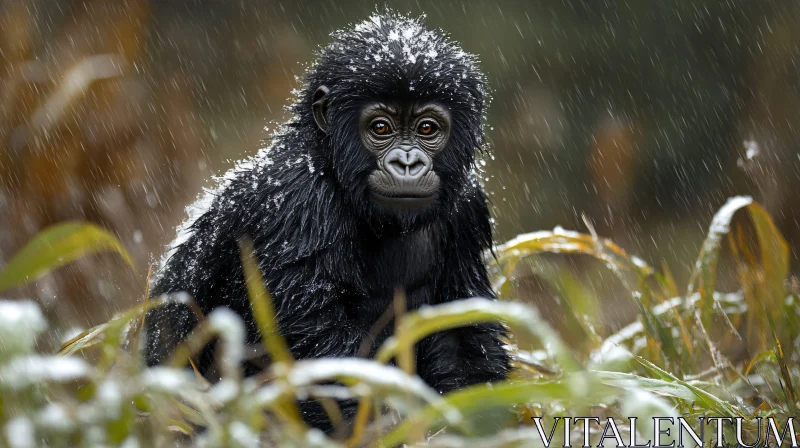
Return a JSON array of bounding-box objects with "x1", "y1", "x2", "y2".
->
[
  {"x1": 367, "y1": 170, "x2": 441, "y2": 210},
  {"x1": 370, "y1": 192, "x2": 438, "y2": 209}
]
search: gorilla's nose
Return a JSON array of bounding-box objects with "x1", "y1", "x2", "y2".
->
[{"x1": 383, "y1": 148, "x2": 432, "y2": 180}]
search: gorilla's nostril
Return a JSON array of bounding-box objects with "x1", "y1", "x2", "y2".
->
[
  {"x1": 407, "y1": 161, "x2": 425, "y2": 176},
  {"x1": 388, "y1": 160, "x2": 406, "y2": 176}
]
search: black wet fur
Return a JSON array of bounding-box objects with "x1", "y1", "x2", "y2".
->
[{"x1": 144, "y1": 11, "x2": 511, "y2": 433}]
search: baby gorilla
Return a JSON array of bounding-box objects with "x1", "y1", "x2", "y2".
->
[{"x1": 144, "y1": 11, "x2": 510, "y2": 431}]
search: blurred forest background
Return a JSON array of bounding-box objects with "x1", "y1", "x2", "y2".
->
[{"x1": 1, "y1": 0, "x2": 799, "y2": 343}]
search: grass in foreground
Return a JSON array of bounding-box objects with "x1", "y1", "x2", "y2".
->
[{"x1": 0, "y1": 195, "x2": 797, "y2": 447}]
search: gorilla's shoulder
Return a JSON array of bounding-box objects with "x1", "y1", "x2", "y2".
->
[
  {"x1": 452, "y1": 177, "x2": 490, "y2": 219},
  {"x1": 444, "y1": 177, "x2": 492, "y2": 245},
  {"x1": 219, "y1": 140, "x2": 351, "y2": 265}
]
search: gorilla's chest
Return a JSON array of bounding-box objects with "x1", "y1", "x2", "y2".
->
[
  {"x1": 361, "y1": 228, "x2": 438, "y2": 293},
  {"x1": 342, "y1": 228, "x2": 440, "y2": 338}
]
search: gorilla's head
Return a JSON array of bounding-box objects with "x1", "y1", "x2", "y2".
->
[{"x1": 294, "y1": 12, "x2": 487, "y2": 230}]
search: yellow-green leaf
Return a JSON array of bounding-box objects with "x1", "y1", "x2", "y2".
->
[
  {"x1": 493, "y1": 227, "x2": 654, "y2": 281},
  {"x1": 746, "y1": 202, "x2": 790, "y2": 308},
  {"x1": 239, "y1": 237, "x2": 295, "y2": 367},
  {"x1": 0, "y1": 221, "x2": 134, "y2": 292}
]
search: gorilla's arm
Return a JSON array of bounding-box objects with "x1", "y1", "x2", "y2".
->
[
  {"x1": 416, "y1": 186, "x2": 511, "y2": 393},
  {"x1": 143, "y1": 203, "x2": 247, "y2": 368},
  {"x1": 416, "y1": 323, "x2": 509, "y2": 394},
  {"x1": 258, "y1": 262, "x2": 370, "y2": 431}
]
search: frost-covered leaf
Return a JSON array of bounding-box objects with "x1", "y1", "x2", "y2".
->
[
  {"x1": 0, "y1": 300, "x2": 47, "y2": 358},
  {"x1": 687, "y1": 196, "x2": 789, "y2": 320},
  {"x1": 633, "y1": 355, "x2": 741, "y2": 416},
  {"x1": 376, "y1": 297, "x2": 580, "y2": 373},
  {"x1": 620, "y1": 389, "x2": 679, "y2": 447},
  {"x1": 0, "y1": 355, "x2": 90, "y2": 389},
  {"x1": 289, "y1": 358, "x2": 452, "y2": 415}
]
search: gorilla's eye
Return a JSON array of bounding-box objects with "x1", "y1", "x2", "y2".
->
[
  {"x1": 417, "y1": 121, "x2": 439, "y2": 136},
  {"x1": 371, "y1": 120, "x2": 392, "y2": 136}
]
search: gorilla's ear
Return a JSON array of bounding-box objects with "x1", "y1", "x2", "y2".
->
[{"x1": 312, "y1": 86, "x2": 330, "y2": 133}]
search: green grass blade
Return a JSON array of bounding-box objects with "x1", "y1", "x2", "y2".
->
[
  {"x1": 381, "y1": 374, "x2": 607, "y2": 447},
  {"x1": 238, "y1": 237, "x2": 305, "y2": 429},
  {"x1": 596, "y1": 370, "x2": 707, "y2": 401},
  {"x1": 765, "y1": 306, "x2": 797, "y2": 410},
  {"x1": 58, "y1": 322, "x2": 110, "y2": 356},
  {"x1": 633, "y1": 354, "x2": 742, "y2": 416},
  {"x1": 375, "y1": 298, "x2": 580, "y2": 373},
  {"x1": 238, "y1": 237, "x2": 295, "y2": 367}
]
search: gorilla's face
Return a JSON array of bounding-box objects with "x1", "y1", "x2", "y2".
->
[
  {"x1": 358, "y1": 101, "x2": 450, "y2": 211},
  {"x1": 311, "y1": 85, "x2": 463, "y2": 228}
]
